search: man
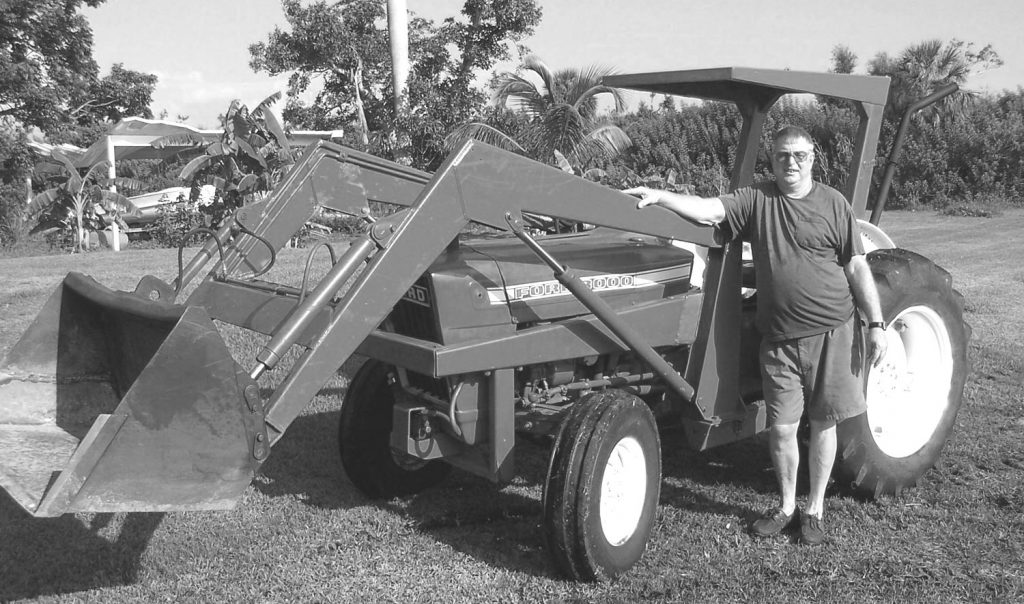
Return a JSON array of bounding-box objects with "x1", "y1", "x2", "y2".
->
[{"x1": 624, "y1": 126, "x2": 887, "y2": 545}]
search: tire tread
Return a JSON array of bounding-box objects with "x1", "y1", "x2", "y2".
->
[{"x1": 835, "y1": 249, "x2": 969, "y2": 499}]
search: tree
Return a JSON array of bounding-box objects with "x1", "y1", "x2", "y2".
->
[
  {"x1": 830, "y1": 45, "x2": 858, "y2": 75},
  {"x1": 1, "y1": 0, "x2": 158, "y2": 246},
  {"x1": 0, "y1": 0, "x2": 106, "y2": 133},
  {"x1": 0, "y1": 122, "x2": 34, "y2": 247},
  {"x1": 249, "y1": 0, "x2": 541, "y2": 169},
  {"x1": 2, "y1": 1, "x2": 157, "y2": 141},
  {"x1": 84, "y1": 64, "x2": 158, "y2": 121},
  {"x1": 27, "y1": 150, "x2": 140, "y2": 252},
  {"x1": 250, "y1": 0, "x2": 385, "y2": 145},
  {"x1": 52, "y1": 63, "x2": 160, "y2": 147},
  {"x1": 2, "y1": 0, "x2": 158, "y2": 143},
  {"x1": 868, "y1": 39, "x2": 1002, "y2": 123},
  {"x1": 448, "y1": 56, "x2": 630, "y2": 172}
]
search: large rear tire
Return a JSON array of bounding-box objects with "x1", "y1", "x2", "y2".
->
[
  {"x1": 835, "y1": 249, "x2": 969, "y2": 497},
  {"x1": 543, "y1": 390, "x2": 661, "y2": 582},
  {"x1": 338, "y1": 360, "x2": 450, "y2": 498}
]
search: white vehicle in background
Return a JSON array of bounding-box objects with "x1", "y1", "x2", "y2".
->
[
  {"x1": 121, "y1": 184, "x2": 217, "y2": 235},
  {"x1": 121, "y1": 187, "x2": 188, "y2": 228}
]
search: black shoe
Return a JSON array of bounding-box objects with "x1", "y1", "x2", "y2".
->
[
  {"x1": 799, "y1": 512, "x2": 825, "y2": 546},
  {"x1": 751, "y1": 508, "x2": 795, "y2": 537}
]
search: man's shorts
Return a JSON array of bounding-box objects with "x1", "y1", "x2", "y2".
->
[{"x1": 759, "y1": 316, "x2": 866, "y2": 426}]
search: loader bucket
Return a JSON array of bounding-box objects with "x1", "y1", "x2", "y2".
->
[{"x1": 0, "y1": 272, "x2": 264, "y2": 517}]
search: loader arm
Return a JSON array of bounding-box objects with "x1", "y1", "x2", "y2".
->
[
  {"x1": 241, "y1": 140, "x2": 722, "y2": 441},
  {"x1": 0, "y1": 139, "x2": 725, "y2": 517},
  {"x1": 175, "y1": 142, "x2": 431, "y2": 293},
  {"x1": 180, "y1": 139, "x2": 718, "y2": 293}
]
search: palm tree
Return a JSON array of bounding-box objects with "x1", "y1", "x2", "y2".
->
[
  {"x1": 448, "y1": 56, "x2": 630, "y2": 172},
  {"x1": 869, "y1": 39, "x2": 1003, "y2": 123}
]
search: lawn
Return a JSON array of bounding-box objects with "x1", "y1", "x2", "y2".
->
[{"x1": 1, "y1": 209, "x2": 1022, "y2": 603}]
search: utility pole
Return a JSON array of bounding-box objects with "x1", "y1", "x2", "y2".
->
[
  {"x1": 387, "y1": 0, "x2": 411, "y2": 164},
  {"x1": 106, "y1": 139, "x2": 121, "y2": 251}
]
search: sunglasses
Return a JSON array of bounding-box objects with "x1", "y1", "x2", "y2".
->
[{"x1": 773, "y1": 150, "x2": 813, "y2": 163}]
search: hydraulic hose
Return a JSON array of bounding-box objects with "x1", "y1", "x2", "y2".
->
[{"x1": 506, "y1": 213, "x2": 696, "y2": 404}]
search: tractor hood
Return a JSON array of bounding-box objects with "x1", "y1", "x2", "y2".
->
[
  {"x1": 456, "y1": 228, "x2": 691, "y2": 294},
  {"x1": 396, "y1": 229, "x2": 695, "y2": 345}
]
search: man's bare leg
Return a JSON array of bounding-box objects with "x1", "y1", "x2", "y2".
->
[
  {"x1": 769, "y1": 422, "x2": 800, "y2": 514},
  {"x1": 806, "y1": 419, "x2": 837, "y2": 517}
]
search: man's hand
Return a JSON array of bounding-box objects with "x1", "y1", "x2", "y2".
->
[
  {"x1": 845, "y1": 254, "x2": 888, "y2": 368},
  {"x1": 622, "y1": 186, "x2": 662, "y2": 209},
  {"x1": 866, "y1": 325, "x2": 888, "y2": 367}
]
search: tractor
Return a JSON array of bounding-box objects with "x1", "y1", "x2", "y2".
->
[{"x1": 0, "y1": 68, "x2": 969, "y2": 581}]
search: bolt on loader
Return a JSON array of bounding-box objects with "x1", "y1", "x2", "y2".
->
[{"x1": 0, "y1": 68, "x2": 970, "y2": 581}]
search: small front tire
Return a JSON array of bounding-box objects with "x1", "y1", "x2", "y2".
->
[{"x1": 543, "y1": 389, "x2": 661, "y2": 581}]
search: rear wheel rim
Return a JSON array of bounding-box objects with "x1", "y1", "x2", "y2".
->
[
  {"x1": 599, "y1": 436, "x2": 647, "y2": 546},
  {"x1": 866, "y1": 305, "x2": 954, "y2": 458},
  {"x1": 858, "y1": 219, "x2": 895, "y2": 252}
]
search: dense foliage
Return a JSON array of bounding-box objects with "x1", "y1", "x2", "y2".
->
[
  {"x1": 0, "y1": 0, "x2": 157, "y2": 144},
  {"x1": 892, "y1": 90, "x2": 1024, "y2": 212},
  {"x1": 0, "y1": 0, "x2": 105, "y2": 133},
  {"x1": 446, "y1": 56, "x2": 630, "y2": 172},
  {"x1": 2, "y1": 0, "x2": 1023, "y2": 252},
  {"x1": 603, "y1": 88, "x2": 1024, "y2": 213},
  {"x1": 601, "y1": 39, "x2": 1019, "y2": 213},
  {"x1": 155, "y1": 95, "x2": 296, "y2": 229},
  {"x1": 26, "y1": 152, "x2": 140, "y2": 252},
  {"x1": 0, "y1": 0, "x2": 158, "y2": 248},
  {"x1": 249, "y1": 0, "x2": 542, "y2": 170}
]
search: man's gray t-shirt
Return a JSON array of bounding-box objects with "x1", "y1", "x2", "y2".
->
[{"x1": 719, "y1": 181, "x2": 863, "y2": 342}]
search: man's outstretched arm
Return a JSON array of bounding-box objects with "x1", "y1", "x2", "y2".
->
[{"x1": 623, "y1": 187, "x2": 726, "y2": 225}]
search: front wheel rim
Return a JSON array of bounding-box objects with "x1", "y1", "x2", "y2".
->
[
  {"x1": 599, "y1": 436, "x2": 648, "y2": 546},
  {"x1": 865, "y1": 305, "x2": 954, "y2": 458}
]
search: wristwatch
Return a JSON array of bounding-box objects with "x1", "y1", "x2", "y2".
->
[{"x1": 867, "y1": 321, "x2": 886, "y2": 330}]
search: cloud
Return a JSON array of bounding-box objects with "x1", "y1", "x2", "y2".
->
[{"x1": 149, "y1": 70, "x2": 291, "y2": 126}]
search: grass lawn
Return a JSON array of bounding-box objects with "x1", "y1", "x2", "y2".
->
[{"x1": 1, "y1": 209, "x2": 1022, "y2": 603}]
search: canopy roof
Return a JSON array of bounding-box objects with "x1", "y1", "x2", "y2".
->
[
  {"x1": 604, "y1": 66, "x2": 890, "y2": 106},
  {"x1": 70, "y1": 117, "x2": 345, "y2": 168}
]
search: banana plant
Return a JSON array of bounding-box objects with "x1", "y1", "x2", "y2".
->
[
  {"x1": 152, "y1": 93, "x2": 295, "y2": 228},
  {"x1": 28, "y1": 150, "x2": 142, "y2": 253}
]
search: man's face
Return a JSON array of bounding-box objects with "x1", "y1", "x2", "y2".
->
[{"x1": 771, "y1": 136, "x2": 815, "y2": 191}]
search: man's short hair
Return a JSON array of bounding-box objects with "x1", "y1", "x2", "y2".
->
[{"x1": 773, "y1": 126, "x2": 814, "y2": 147}]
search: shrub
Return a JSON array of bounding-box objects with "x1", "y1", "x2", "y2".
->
[
  {"x1": 149, "y1": 195, "x2": 204, "y2": 247},
  {"x1": 937, "y1": 189, "x2": 1006, "y2": 217},
  {"x1": 609, "y1": 88, "x2": 1024, "y2": 215},
  {"x1": 0, "y1": 183, "x2": 30, "y2": 250}
]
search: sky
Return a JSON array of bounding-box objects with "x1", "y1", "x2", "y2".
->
[{"x1": 85, "y1": 0, "x2": 1024, "y2": 128}]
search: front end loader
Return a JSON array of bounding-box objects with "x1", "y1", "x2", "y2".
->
[{"x1": 0, "y1": 68, "x2": 970, "y2": 581}]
